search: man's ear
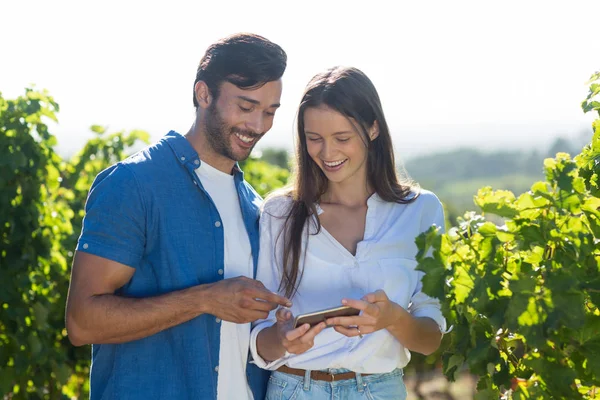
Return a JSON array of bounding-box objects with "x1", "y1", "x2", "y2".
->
[
  {"x1": 369, "y1": 121, "x2": 380, "y2": 141},
  {"x1": 194, "y1": 81, "x2": 212, "y2": 109}
]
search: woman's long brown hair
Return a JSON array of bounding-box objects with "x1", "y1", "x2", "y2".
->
[{"x1": 273, "y1": 66, "x2": 418, "y2": 299}]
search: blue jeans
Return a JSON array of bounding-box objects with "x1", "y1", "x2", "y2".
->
[{"x1": 265, "y1": 368, "x2": 407, "y2": 400}]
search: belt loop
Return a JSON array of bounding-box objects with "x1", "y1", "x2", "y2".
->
[
  {"x1": 303, "y1": 369, "x2": 311, "y2": 391},
  {"x1": 355, "y1": 372, "x2": 365, "y2": 393}
]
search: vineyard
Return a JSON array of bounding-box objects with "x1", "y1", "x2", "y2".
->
[
  {"x1": 1, "y1": 71, "x2": 598, "y2": 399},
  {"x1": 417, "y1": 72, "x2": 600, "y2": 399}
]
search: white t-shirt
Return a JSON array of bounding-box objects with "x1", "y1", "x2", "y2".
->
[{"x1": 195, "y1": 161, "x2": 254, "y2": 400}]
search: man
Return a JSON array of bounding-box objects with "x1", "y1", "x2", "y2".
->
[{"x1": 65, "y1": 33, "x2": 290, "y2": 400}]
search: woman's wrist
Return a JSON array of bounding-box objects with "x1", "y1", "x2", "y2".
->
[
  {"x1": 386, "y1": 302, "x2": 411, "y2": 332},
  {"x1": 257, "y1": 323, "x2": 286, "y2": 362}
]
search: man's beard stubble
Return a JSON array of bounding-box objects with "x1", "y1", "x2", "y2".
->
[{"x1": 204, "y1": 103, "x2": 262, "y2": 162}]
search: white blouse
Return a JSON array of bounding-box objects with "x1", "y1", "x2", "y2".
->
[{"x1": 249, "y1": 190, "x2": 447, "y2": 373}]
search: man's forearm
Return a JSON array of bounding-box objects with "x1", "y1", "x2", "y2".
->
[
  {"x1": 386, "y1": 303, "x2": 442, "y2": 356},
  {"x1": 67, "y1": 284, "x2": 212, "y2": 346}
]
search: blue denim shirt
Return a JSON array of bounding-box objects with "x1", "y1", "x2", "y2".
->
[{"x1": 76, "y1": 131, "x2": 269, "y2": 399}]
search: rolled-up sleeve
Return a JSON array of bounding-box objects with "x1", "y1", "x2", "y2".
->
[
  {"x1": 408, "y1": 278, "x2": 448, "y2": 333},
  {"x1": 411, "y1": 196, "x2": 449, "y2": 333},
  {"x1": 249, "y1": 321, "x2": 291, "y2": 370},
  {"x1": 76, "y1": 163, "x2": 146, "y2": 269}
]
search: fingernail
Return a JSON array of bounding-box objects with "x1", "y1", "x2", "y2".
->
[
  {"x1": 342, "y1": 299, "x2": 348, "y2": 305},
  {"x1": 286, "y1": 302, "x2": 292, "y2": 307}
]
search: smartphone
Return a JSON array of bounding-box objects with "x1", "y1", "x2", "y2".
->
[{"x1": 293, "y1": 305, "x2": 360, "y2": 329}]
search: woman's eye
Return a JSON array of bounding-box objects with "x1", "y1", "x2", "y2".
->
[
  {"x1": 307, "y1": 137, "x2": 321, "y2": 142},
  {"x1": 337, "y1": 138, "x2": 350, "y2": 142}
]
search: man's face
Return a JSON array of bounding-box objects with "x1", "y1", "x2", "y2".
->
[{"x1": 204, "y1": 80, "x2": 283, "y2": 162}]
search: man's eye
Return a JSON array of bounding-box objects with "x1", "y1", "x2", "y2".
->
[
  {"x1": 337, "y1": 138, "x2": 350, "y2": 142},
  {"x1": 239, "y1": 105, "x2": 252, "y2": 112}
]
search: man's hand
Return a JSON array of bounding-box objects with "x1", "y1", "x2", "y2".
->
[
  {"x1": 325, "y1": 289, "x2": 400, "y2": 337},
  {"x1": 205, "y1": 276, "x2": 292, "y2": 324},
  {"x1": 66, "y1": 254, "x2": 290, "y2": 346}
]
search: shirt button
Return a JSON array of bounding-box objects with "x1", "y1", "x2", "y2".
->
[
  {"x1": 82, "y1": 243, "x2": 89, "y2": 249},
  {"x1": 215, "y1": 366, "x2": 219, "y2": 373},
  {"x1": 218, "y1": 269, "x2": 224, "y2": 275},
  {"x1": 214, "y1": 221, "x2": 221, "y2": 228},
  {"x1": 180, "y1": 156, "x2": 185, "y2": 161},
  {"x1": 194, "y1": 160, "x2": 200, "y2": 165},
  {"x1": 193, "y1": 181, "x2": 198, "y2": 186},
  {"x1": 216, "y1": 318, "x2": 221, "y2": 323}
]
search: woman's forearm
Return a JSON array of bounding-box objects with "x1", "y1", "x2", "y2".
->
[
  {"x1": 386, "y1": 303, "x2": 442, "y2": 356},
  {"x1": 256, "y1": 324, "x2": 286, "y2": 362}
]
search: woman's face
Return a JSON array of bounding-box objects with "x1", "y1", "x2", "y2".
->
[{"x1": 303, "y1": 105, "x2": 375, "y2": 187}]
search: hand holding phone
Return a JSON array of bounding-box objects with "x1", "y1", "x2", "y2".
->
[
  {"x1": 267, "y1": 308, "x2": 328, "y2": 358},
  {"x1": 293, "y1": 305, "x2": 361, "y2": 329}
]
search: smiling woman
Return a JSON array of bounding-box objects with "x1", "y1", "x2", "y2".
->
[
  {"x1": 304, "y1": 105, "x2": 377, "y2": 183},
  {"x1": 249, "y1": 66, "x2": 448, "y2": 400}
]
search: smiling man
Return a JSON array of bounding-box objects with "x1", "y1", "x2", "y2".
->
[{"x1": 65, "y1": 33, "x2": 289, "y2": 400}]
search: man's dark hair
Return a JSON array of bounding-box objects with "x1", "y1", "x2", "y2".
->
[{"x1": 193, "y1": 33, "x2": 287, "y2": 108}]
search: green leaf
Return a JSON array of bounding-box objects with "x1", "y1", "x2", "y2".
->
[
  {"x1": 90, "y1": 124, "x2": 106, "y2": 134},
  {"x1": 444, "y1": 354, "x2": 464, "y2": 378},
  {"x1": 27, "y1": 333, "x2": 42, "y2": 356},
  {"x1": 474, "y1": 187, "x2": 519, "y2": 218},
  {"x1": 0, "y1": 366, "x2": 15, "y2": 394},
  {"x1": 582, "y1": 338, "x2": 600, "y2": 378},
  {"x1": 474, "y1": 388, "x2": 500, "y2": 400},
  {"x1": 478, "y1": 222, "x2": 497, "y2": 236},
  {"x1": 32, "y1": 302, "x2": 48, "y2": 328},
  {"x1": 454, "y1": 264, "x2": 475, "y2": 304},
  {"x1": 517, "y1": 296, "x2": 546, "y2": 326},
  {"x1": 53, "y1": 363, "x2": 71, "y2": 384},
  {"x1": 416, "y1": 257, "x2": 446, "y2": 300}
]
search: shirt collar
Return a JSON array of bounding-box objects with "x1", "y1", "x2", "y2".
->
[{"x1": 163, "y1": 130, "x2": 243, "y2": 177}]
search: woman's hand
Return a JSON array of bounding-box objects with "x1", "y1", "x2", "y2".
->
[
  {"x1": 257, "y1": 308, "x2": 327, "y2": 362},
  {"x1": 325, "y1": 290, "x2": 404, "y2": 337},
  {"x1": 274, "y1": 308, "x2": 328, "y2": 355}
]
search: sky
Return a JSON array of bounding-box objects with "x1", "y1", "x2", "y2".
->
[{"x1": 1, "y1": 0, "x2": 598, "y2": 160}]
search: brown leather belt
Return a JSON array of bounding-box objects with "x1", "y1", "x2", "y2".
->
[{"x1": 277, "y1": 365, "x2": 372, "y2": 382}]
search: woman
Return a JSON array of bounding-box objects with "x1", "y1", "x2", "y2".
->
[{"x1": 249, "y1": 66, "x2": 447, "y2": 399}]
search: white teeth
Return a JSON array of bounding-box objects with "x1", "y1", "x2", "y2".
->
[
  {"x1": 323, "y1": 159, "x2": 346, "y2": 167},
  {"x1": 235, "y1": 133, "x2": 254, "y2": 143}
]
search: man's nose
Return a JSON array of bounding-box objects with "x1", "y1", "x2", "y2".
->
[{"x1": 245, "y1": 113, "x2": 265, "y2": 135}]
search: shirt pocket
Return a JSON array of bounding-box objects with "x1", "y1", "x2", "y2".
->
[{"x1": 375, "y1": 258, "x2": 419, "y2": 309}]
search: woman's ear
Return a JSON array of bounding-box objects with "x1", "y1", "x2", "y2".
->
[
  {"x1": 194, "y1": 81, "x2": 212, "y2": 109},
  {"x1": 369, "y1": 121, "x2": 380, "y2": 141}
]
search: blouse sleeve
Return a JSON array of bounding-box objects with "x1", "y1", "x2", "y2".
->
[
  {"x1": 409, "y1": 196, "x2": 450, "y2": 333},
  {"x1": 249, "y1": 198, "x2": 293, "y2": 370}
]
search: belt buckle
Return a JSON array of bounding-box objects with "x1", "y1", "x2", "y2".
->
[{"x1": 329, "y1": 371, "x2": 335, "y2": 382}]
